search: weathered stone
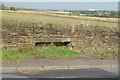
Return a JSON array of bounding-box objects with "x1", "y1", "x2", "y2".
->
[{"x1": 1, "y1": 23, "x2": 118, "y2": 51}]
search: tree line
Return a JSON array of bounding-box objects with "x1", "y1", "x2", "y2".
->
[{"x1": 0, "y1": 3, "x2": 17, "y2": 11}]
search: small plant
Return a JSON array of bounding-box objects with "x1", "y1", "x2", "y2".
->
[
  {"x1": 23, "y1": 44, "x2": 35, "y2": 52},
  {"x1": 100, "y1": 49, "x2": 118, "y2": 57}
]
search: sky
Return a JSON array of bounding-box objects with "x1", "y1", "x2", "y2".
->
[
  {"x1": 3, "y1": 2, "x2": 118, "y2": 11},
  {"x1": 1, "y1": 0, "x2": 119, "y2": 2}
]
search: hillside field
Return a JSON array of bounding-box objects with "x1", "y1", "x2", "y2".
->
[{"x1": 2, "y1": 10, "x2": 118, "y2": 28}]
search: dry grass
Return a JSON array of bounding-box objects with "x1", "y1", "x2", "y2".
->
[{"x1": 2, "y1": 10, "x2": 118, "y2": 27}]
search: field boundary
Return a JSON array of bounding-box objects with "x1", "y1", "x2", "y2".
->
[{"x1": 2, "y1": 10, "x2": 118, "y2": 23}]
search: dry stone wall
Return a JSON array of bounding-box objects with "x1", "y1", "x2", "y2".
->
[{"x1": 2, "y1": 23, "x2": 118, "y2": 52}]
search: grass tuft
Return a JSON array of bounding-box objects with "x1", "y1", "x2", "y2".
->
[{"x1": 2, "y1": 44, "x2": 78, "y2": 62}]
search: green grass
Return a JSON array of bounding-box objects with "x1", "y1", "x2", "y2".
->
[
  {"x1": 2, "y1": 44, "x2": 79, "y2": 62},
  {"x1": 100, "y1": 50, "x2": 118, "y2": 57},
  {"x1": 78, "y1": 49, "x2": 118, "y2": 58},
  {"x1": 2, "y1": 49, "x2": 31, "y2": 62},
  {"x1": 2, "y1": 43, "x2": 118, "y2": 62},
  {"x1": 38, "y1": 44, "x2": 78, "y2": 59},
  {"x1": 0, "y1": 48, "x2": 2, "y2": 61}
]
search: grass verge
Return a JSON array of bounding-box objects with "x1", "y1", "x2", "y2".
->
[
  {"x1": 1, "y1": 44, "x2": 118, "y2": 62},
  {"x1": 2, "y1": 44, "x2": 78, "y2": 62}
]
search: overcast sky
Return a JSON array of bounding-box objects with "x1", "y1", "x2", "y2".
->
[
  {"x1": 2, "y1": 0, "x2": 119, "y2": 2},
  {"x1": 3, "y1": 2, "x2": 118, "y2": 11}
]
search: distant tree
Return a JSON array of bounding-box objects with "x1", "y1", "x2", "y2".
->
[
  {"x1": 110, "y1": 11, "x2": 118, "y2": 18},
  {"x1": 0, "y1": 3, "x2": 8, "y2": 10},
  {"x1": 10, "y1": 7, "x2": 17, "y2": 11}
]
